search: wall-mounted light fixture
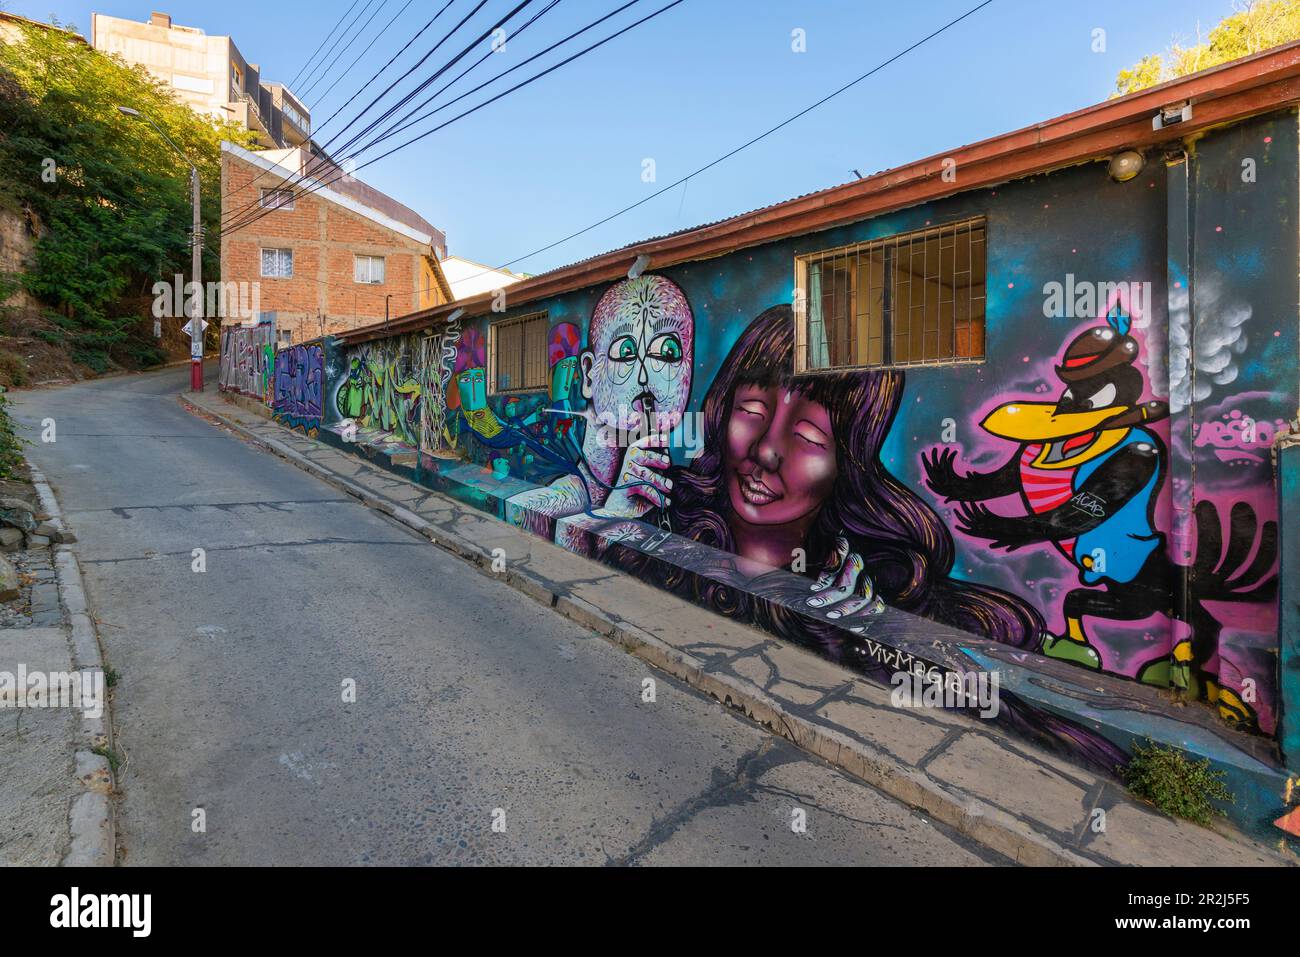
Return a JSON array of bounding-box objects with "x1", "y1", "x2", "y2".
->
[
  {"x1": 1152, "y1": 102, "x2": 1192, "y2": 131},
  {"x1": 1108, "y1": 150, "x2": 1145, "y2": 183},
  {"x1": 628, "y1": 254, "x2": 650, "y2": 279},
  {"x1": 446, "y1": 307, "x2": 465, "y2": 324}
]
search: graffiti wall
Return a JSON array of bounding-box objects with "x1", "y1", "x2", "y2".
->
[
  {"x1": 310, "y1": 110, "x2": 1296, "y2": 742},
  {"x1": 219, "y1": 322, "x2": 275, "y2": 404},
  {"x1": 272, "y1": 341, "x2": 325, "y2": 435},
  {"x1": 330, "y1": 333, "x2": 432, "y2": 448}
]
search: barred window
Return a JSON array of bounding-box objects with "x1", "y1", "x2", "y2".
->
[
  {"x1": 258, "y1": 187, "x2": 295, "y2": 211},
  {"x1": 260, "y1": 247, "x2": 293, "y2": 278},
  {"x1": 490, "y1": 312, "x2": 548, "y2": 393},
  {"x1": 354, "y1": 254, "x2": 385, "y2": 285},
  {"x1": 795, "y1": 219, "x2": 986, "y2": 370}
]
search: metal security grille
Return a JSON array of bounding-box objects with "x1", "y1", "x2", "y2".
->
[
  {"x1": 796, "y1": 218, "x2": 986, "y2": 371},
  {"x1": 490, "y1": 312, "x2": 548, "y2": 392}
]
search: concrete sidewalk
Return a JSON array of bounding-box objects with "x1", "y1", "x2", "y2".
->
[
  {"x1": 0, "y1": 468, "x2": 114, "y2": 866},
  {"x1": 183, "y1": 389, "x2": 1289, "y2": 867}
]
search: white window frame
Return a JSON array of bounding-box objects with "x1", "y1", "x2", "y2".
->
[
  {"x1": 354, "y1": 254, "x2": 386, "y2": 285},
  {"x1": 260, "y1": 247, "x2": 293, "y2": 279}
]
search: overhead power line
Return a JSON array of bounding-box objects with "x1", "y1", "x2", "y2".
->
[
  {"x1": 286, "y1": 0, "x2": 362, "y2": 91},
  {"x1": 311, "y1": 0, "x2": 458, "y2": 141},
  {"x1": 219, "y1": 0, "x2": 473, "y2": 219},
  {"x1": 325, "y1": 0, "x2": 531, "y2": 163},
  {"x1": 367, "y1": 0, "x2": 630, "y2": 152},
  {"x1": 220, "y1": 0, "x2": 547, "y2": 235},
  {"x1": 298, "y1": 0, "x2": 391, "y2": 102},
  {"x1": 296, "y1": 0, "x2": 385, "y2": 98},
  {"x1": 463, "y1": 0, "x2": 996, "y2": 285},
  {"x1": 307, "y1": 0, "x2": 418, "y2": 109},
  {"x1": 219, "y1": 0, "x2": 684, "y2": 240}
]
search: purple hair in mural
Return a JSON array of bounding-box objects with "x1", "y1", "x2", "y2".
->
[
  {"x1": 598, "y1": 304, "x2": 1126, "y2": 772},
  {"x1": 456, "y1": 327, "x2": 486, "y2": 373}
]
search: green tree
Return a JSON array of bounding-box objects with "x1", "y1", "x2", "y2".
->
[
  {"x1": 1115, "y1": 0, "x2": 1300, "y2": 95},
  {"x1": 0, "y1": 19, "x2": 256, "y2": 369}
]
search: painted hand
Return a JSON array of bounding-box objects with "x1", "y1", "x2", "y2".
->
[
  {"x1": 954, "y1": 501, "x2": 1036, "y2": 550},
  {"x1": 806, "y1": 536, "x2": 884, "y2": 630},
  {"x1": 595, "y1": 433, "x2": 673, "y2": 519},
  {"x1": 922, "y1": 447, "x2": 967, "y2": 502}
]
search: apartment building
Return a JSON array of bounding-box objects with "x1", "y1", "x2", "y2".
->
[
  {"x1": 220, "y1": 142, "x2": 451, "y2": 344},
  {"x1": 91, "y1": 10, "x2": 309, "y2": 149}
]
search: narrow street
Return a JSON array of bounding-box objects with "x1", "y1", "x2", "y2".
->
[{"x1": 7, "y1": 365, "x2": 997, "y2": 866}]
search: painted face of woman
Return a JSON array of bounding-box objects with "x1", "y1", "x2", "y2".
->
[{"x1": 724, "y1": 383, "x2": 838, "y2": 526}]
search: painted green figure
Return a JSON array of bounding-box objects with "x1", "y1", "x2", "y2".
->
[{"x1": 335, "y1": 358, "x2": 365, "y2": 420}]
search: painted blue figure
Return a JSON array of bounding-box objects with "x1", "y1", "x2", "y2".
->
[{"x1": 447, "y1": 366, "x2": 583, "y2": 481}]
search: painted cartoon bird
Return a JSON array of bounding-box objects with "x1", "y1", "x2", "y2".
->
[{"x1": 923, "y1": 312, "x2": 1275, "y2": 726}]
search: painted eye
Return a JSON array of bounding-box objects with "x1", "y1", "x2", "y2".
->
[
  {"x1": 737, "y1": 399, "x2": 767, "y2": 418},
  {"x1": 795, "y1": 427, "x2": 829, "y2": 449},
  {"x1": 608, "y1": 336, "x2": 638, "y2": 361},
  {"x1": 1085, "y1": 383, "x2": 1117, "y2": 409},
  {"x1": 647, "y1": 333, "x2": 682, "y2": 362}
]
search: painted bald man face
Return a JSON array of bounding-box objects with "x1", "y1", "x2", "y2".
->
[{"x1": 581, "y1": 275, "x2": 694, "y2": 435}]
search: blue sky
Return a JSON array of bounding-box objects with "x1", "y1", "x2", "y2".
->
[{"x1": 18, "y1": 0, "x2": 1240, "y2": 273}]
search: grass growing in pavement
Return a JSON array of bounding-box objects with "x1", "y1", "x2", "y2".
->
[
  {"x1": 92, "y1": 745, "x2": 121, "y2": 776},
  {"x1": 1122, "y1": 740, "x2": 1233, "y2": 826}
]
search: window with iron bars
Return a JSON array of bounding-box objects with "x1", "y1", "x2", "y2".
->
[
  {"x1": 490, "y1": 312, "x2": 549, "y2": 393},
  {"x1": 795, "y1": 219, "x2": 986, "y2": 371}
]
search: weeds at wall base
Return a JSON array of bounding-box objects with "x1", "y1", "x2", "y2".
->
[{"x1": 1122, "y1": 740, "x2": 1234, "y2": 826}]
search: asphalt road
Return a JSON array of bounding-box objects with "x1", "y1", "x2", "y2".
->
[{"x1": 9, "y1": 364, "x2": 998, "y2": 866}]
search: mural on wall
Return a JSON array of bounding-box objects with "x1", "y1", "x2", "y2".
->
[
  {"x1": 272, "y1": 342, "x2": 324, "y2": 435},
  {"x1": 573, "y1": 303, "x2": 1044, "y2": 643},
  {"x1": 423, "y1": 315, "x2": 461, "y2": 452},
  {"x1": 302, "y1": 116, "x2": 1296, "y2": 744},
  {"x1": 333, "y1": 337, "x2": 427, "y2": 447},
  {"x1": 504, "y1": 275, "x2": 695, "y2": 537},
  {"x1": 219, "y1": 323, "x2": 275, "y2": 403},
  {"x1": 922, "y1": 306, "x2": 1277, "y2": 727}
]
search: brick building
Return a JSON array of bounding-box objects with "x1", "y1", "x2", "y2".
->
[{"x1": 219, "y1": 141, "x2": 451, "y2": 344}]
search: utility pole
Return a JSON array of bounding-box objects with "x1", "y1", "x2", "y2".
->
[{"x1": 190, "y1": 165, "x2": 203, "y2": 391}]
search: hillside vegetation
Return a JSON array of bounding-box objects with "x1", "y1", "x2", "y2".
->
[{"x1": 0, "y1": 19, "x2": 255, "y2": 385}]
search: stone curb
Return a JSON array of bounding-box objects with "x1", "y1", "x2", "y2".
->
[
  {"x1": 28, "y1": 467, "x2": 77, "y2": 544},
  {"x1": 182, "y1": 393, "x2": 1096, "y2": 867},
  {"x1": 31, "y1": 468, "x2": 115, "y2": 866}
]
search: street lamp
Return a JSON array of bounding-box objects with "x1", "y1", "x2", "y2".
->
[{"x1": 118, "y1": 105, "x2": 205, "y2": 391}]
